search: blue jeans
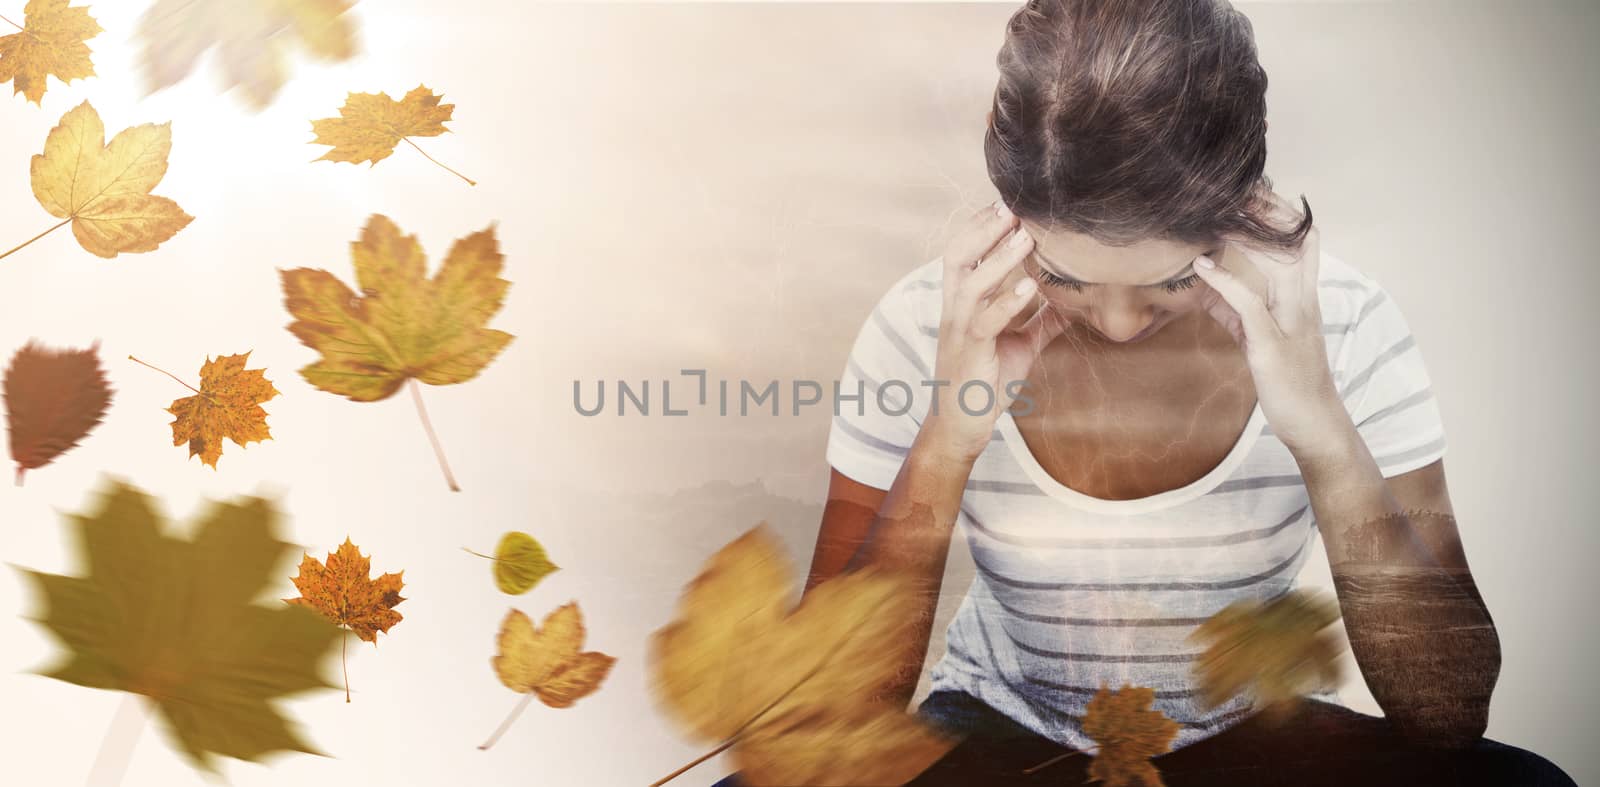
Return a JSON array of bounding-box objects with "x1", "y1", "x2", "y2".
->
[{"x1": 710, "y1": 689, "x2": 1576, "y2": 786}]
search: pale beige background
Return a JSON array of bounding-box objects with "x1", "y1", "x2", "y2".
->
[{"x1": 0, "y1": 1, "x2": 1594, "y2": 785}]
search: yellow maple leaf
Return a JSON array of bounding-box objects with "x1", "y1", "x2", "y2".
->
[
  {"x1": 478, "y1": 603, "x2": 616, "y2": 749},
  {"x1": 1081, "y1": 684, "x2": 1180, "y2": 787},
  {"x1": 159, "y1": 351, "x2": 278, "y2": 469},
  {"x1": 279, "y1": 213, "x2": 514, "y2": 490},
  {"x1": 0, "y1": 0, "x2": 102, "y2": 104},
  {"x1": 311, "y1": 85, "x2": 475, "y2": 185},
  {"x1": 647, "y1": 524, "x2": 957, "y2": 787},
  {"x1": 137, "y1": 0, "x2": 356, "y2": 110},
  {"x1": 1185, "y1": 589, "x2": 1345, "y2": 724},
  {"x1": 5, "y1": 101, "x2": 193, "y2": 262},
  {"x1": 284, "y1": 537, "x2": 405, "y2": 702}
]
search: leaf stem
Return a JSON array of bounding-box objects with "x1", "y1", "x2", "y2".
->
[
  {"x1": 648, "y1": 739, "x2": 738, "y2": 787},
  {"x1": 461, "y1": 546, "x2": 500, "y2": 561},
  {"x1": 127, "y1": 355, "x2": 204, "y2": 395},
  {"x1": 1020, "y1": 749, "x2": 1086, "y2": 775},
  {"x1": 477, "y1": 692, "x2": 534, "y2": 750},
  {"x1": 342, "y1": 630, "x2": 351, "y2": 703},
  {"x1": 409, "y1": 379, "x2": 461, "y2": 492},
  {"x1": 85, "y1": 694, "x2": 148, "y2": 786},
  {"x1": 0, "y1": 218, "x2": 72, "y2": 262},
  {"x1": 402, "y1": 137, "x2": 476, "y2": 186}
]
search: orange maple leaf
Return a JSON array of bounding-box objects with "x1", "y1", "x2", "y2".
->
[
  {"x1": 160, "y1": 352, "x2": 278, "y2": 468},
  {"x1": 285, "y1": 537, "x2": 405, "y2": 702},
  {"x1": 1081, "y1": 683, "x2": 1180, "y2": 787}
]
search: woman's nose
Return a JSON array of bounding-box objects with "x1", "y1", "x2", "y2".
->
[{"x1": 1084, "y1": 297, "x2": 1158, "y2": 342}]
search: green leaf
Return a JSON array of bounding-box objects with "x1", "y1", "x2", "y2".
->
[
  {"x1": 492, "y1": 531, "x2": 558, "y2": 595},
  {"x1": 15, "y1": 478, "x2": 342, "y2": 774}
]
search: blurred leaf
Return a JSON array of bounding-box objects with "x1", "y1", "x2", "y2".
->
[
  {"x1": 0, "y1": 0, "x2": 102, "y2": 104},
  {"x1": 137, "y1": 0, "x2": 357, "y2": 110},
  {"x1": 648, "y1": 524, "x2": 956, "y2": 786},
  {"x1": 164, "y1": 351, "x2": 279, "y2": 468},
  {"x1": 1082, "y1": 684, "x2": 1181, "y2": 787},
  {"x1": 1185, "y1": 588, "x2": 1345, "y2": 723},
  {"x1": 16, "y1": 478, "x2": 342, "y2": 773},
  {"x1": 4, "y1": 339, "x2": 112, "y2": 484}
]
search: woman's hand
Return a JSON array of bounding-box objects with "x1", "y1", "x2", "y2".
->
[
  {"x1": 1191, "y1": 190, "x2": 1348, "y2": 460},
  {"x1": 925, "y1": 200, "x2": 1070, "y2": 463}
]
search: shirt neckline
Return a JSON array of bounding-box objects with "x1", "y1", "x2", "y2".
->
[{"x1": 995, "y1": 399, "x2": 1267, "y2": 515}]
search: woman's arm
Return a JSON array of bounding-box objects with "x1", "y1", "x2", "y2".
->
[
  {"x1": 805, "y1": 422, "x2": 981, "y2": 710},
  {"x1": 1296, "y1": 423, "x2": 1500, "y2": 749}
]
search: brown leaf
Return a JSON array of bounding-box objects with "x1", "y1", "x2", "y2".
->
[
  {"x1": 3, "y1": 340, "x2": 112, "y2": 484},
  {"x1": 1081, "y1": 684, "x2": 1180, "y2": 787}
]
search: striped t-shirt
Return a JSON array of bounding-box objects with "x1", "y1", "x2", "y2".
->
[{"x1": 824, "y1": 250, "x2": 1447, "y2": 752}]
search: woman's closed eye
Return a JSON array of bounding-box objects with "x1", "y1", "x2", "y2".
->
[{"x1": 1035, "y1": 266, "x2": 1203, "y2": 295}]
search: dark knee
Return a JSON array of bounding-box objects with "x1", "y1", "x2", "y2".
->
[{"x1": 1466, "y1": 739, "x2": 1577, "y2": 787}]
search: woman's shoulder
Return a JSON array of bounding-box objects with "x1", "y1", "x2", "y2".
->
[
  {"x1": 861, "y1": 256, "x2": 945, "y2": 339},
  {"x1": 1315, "y1": 249, "x2": 1392, "y2": 335}
]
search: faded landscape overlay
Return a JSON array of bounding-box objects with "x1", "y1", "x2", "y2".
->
[{"x1": 0, "y1": 1, "x2": 1595, "y2": 785}]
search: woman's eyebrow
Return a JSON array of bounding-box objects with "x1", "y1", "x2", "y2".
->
[{"x1": 1032, "y1": 249, "x2": 1202, "y2": 287}]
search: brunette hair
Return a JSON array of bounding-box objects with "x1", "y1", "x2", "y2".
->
[{"x1": 985, "y1": 0, "x2": 1312, "y2": 251}]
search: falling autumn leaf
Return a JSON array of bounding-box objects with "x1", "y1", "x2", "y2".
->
[
  {"x1": 284, "y1": 537, "x2": 405, "y2": 702},
  {"x1": 137, "y1": 0, "x2": 357, "y2": 110},
  {"x1": 4, "y1": 340, "x2": 112, "y2": 484},
  {"x1": 2, "y1": 101, "x2": 194, "y2": 262},
  {"x1": 128, "y1": 352, "x2": 279, "y2": 469},
  {"x1": 16, "y1": 478, "x2": 343, "y2": 774},
  {"x1": 280, "y1": 213, "x2": 514, "y2": 491},
  {"x1": 1081, "y1": 684, "x2": 1180, "y2": 787},
  {"x1": 311, "y1": 85, "x2": 475, "y2": 185},
  {"x1": 464, "y1": 531, "x2": 560, "y2": 595},
  {"x1": 1186, "y1": 589, "x2": 1345, "y2": 724},
  {"x1": 647, "y1": 524, "x2": 957, "y2": 787},
  {"x1": 0, "y1": 0, "x2": 102, "y2": 104},
  {"x1": 479, "y1": 603, "x2": 615, "y2": 750}
]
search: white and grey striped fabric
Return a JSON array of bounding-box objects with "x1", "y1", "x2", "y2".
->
[{"x1": 825, "y1": 250, "x2": 1447, "y2": 752}]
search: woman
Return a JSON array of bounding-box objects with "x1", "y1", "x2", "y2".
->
[{"x1": 717, "y1": 0, "x2": 1575, "y2": 784}]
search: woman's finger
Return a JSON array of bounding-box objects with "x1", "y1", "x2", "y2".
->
[
  {"x1": 946, "y1": 200, "x2": 1018, "y2": 275},
  {"x1": 968, "y1": 276, "x2": 1039, "y2": 341},
  {"x1": 942, "y1": 200, "x2": 1018, "y2": 319},
  {"x1": 1193, "y1": 254, "x2": 1279, "y2": 345},
  {"x1": 962, "y1": 225, "x2": 1033, "y2": 307}
]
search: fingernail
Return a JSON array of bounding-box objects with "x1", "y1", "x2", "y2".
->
[
  {"x1": 1014, "y1": 277, "x2": 1036, "y2": 296},
  {"x1": 1008, "y1": 228, "x2": 1031, "y2": 248},
  {"x1": 1196, "y1": 255, "x2": 1216, "y2": 270}
]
